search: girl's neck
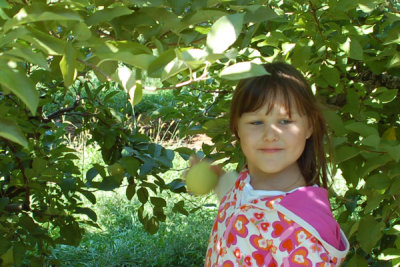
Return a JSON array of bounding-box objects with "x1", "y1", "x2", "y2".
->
[{"x1": 247, "y1": 163, "x2": 306, "y2": 192}]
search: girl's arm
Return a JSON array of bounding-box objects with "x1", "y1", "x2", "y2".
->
[{"x1": 213, "y1": 170, "x2": 238, "y2": 200}]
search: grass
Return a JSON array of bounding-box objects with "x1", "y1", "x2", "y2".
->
[{"x1": 49, "y1": 147, "x2": 219, "y2": 267}]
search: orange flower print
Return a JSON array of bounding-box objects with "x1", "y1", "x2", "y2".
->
[
  {"x1": 224, "y1": 214, "x2": 250, "y2": 247},
  {"x1": 205, "y1": 248, "x2": 212, "y2": 267},
  {"x1": 295, "y1": 230, "x2": 312, "y2": 244},
  {"x1": 254, "y1": 212, "x2": 265, "y2": 220},
  {"x1": 219, "y1": 247, "x2": 227, "y2": 257},
  {"x1": 244, "y1": 255, "x2": 252, "y2": 266},
  {"x1": 222, "y1": 260, "x2": 235, "y2": 267},
  {"x1": 234, "y1": 248, "x2": 241, "y2": 259},
  {"x1": 250, "y1": 235, "x2": 277, "y2": 267},
  {"x1": 286, "y1": 247, "x2": 311, "y2": 266},
  {"x1": 259, "y1": 222, "x2": 270, "y2": 232},
  {"x1": 217, "y1": 202, "x2": 231, "y2": 223},
  {"x1": 271, "y1": 213, "x2": 301, "y2": 253}
]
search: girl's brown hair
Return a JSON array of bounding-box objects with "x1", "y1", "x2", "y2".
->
[{"x1": 229, "y1": 62, "x2": 329, "y2": 188}]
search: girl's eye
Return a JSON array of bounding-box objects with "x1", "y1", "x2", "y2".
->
[
  {"x1": 250, "y1": 121, "x2": 263, "y2": 125},
  {"x1": 279, "y1": 119, "x2": 293, "y2": 125}
]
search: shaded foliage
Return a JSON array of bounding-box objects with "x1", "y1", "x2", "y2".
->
[{"x1": 0, "y1": 0, "x2": 399, "y2": 265}]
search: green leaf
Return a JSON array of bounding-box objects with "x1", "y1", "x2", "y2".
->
[
  {"x1": 0, "y1": 197, "x2": 9, "y2": 212},
  {"x1": 98, "y1": 53, "x2": 155, "y2": 71},
  {"x1": 335, "y1": 145, "x2": 360, "y2": 163},
  {"x1": 4, "y1": 5, "x2": 82, "y2": 31},
  {"x1": 150, "y1": 197, "x2": 167, "y2": 208},
  {"x1": 75, "y1": 207, "x2": 97, "y2": 222},
  {"x1": 148, "y1": 49, "x2": 176, "y2": 78},
  {"x1": 112, "y1": 65, "x2": 135, "y2": 92},
  {"x1": 322, "y1": 108, "x2": 346, "y2": 136},
  {"x1": 0, "y1": 66, "x2": 38, "y2": 115},
  {"x1": 59, "y1": 223, "x2": 82, "y2": 246},
  {"x1": 137, "y1": 187, "x2": 149, "y2": 204},
  {"x1": 72, "y1": 22, "x2": 92, "y2": 41},
  {"x1": 126, "y1": 183, "x2": 136, "y2": 200},
  {"x1": 383, "y1": 144, "x2": 400, "y2": 162},
  {"x1": 94, "y1": 60, "x2": 118, "y2": 83},
  {"x1": 59, "y1": 42, "x2": 77, "y2": 88},
  {"x1": 174, "y1": 147, "x2": 194, "y2": 160},
  {"x1": 161, "y1": 58, "x2": 187, "y2": 81},
  {"x1": 120, "y1": 157, "x2": 141, "y2": 177},
  {"x1": 207, "y1": 13, "x2": 244, "y2": 54},
  {"x1": 144, "y1": 216, "x2": 160, "y2": 235},
  {"x1": 0, "y1": 27, "x2": 29, "y2": 48},
  {"x1": 378, "y1": 248, "x2": 400, "y2": 261},
  {"x1": 291, "y1": 44, "x2": 311, "y2": 68},
  {"x1": 168, "y1": 179, "x2": 186, "y2": 193},
  {"x1": 346, "y1": 254, "x2": 368, "y2": 267},
  {"x1": 361, "y1": 134, "x2": 380, "y2": 147},
  {"x1": 0, "y1": 239, "x2": 11, "y2": 255},
  {"x1": 178, "y1": 48, "x2": 208, "y2": 67},
  {"x1": 131, "y1": 80, "x2": 143, "y2": 106},
  {"x1": 387, "y1": 52, "x2": 400, "y2": 69},
  {"x1": 86, "y1": 6, "x2": 133, "y2": 25},
  {"x1": 80, "y1": 190, "x2": 96, "y2": 205},
  {"x1": 321, "y1": 65, "x2": 340, "y2": 87},
  {"x1": 97, "y1": 176, "x2": 121, "y2": 191},
  {"x1": 21, "y1": 27, "x2": 64, "y2": 55},
  {"x1": 357, "y1": 215, "x2": 384, "y2": 253},
  {"x1": 180, "y1": 9, "x2": 227, "y2": 32},
  {"x1": 5, "y1": 47, "x2": 49, "y2": 70},
  {"x1": 244, "y1": 5, "x2": 279, "y2": 23},
  {"x1": 0, "y1": 118, "x2": 28, "y2": 148},
  {"x1": 350, "y1": 39, "x2": 363, "y2": 60},
  {"x1": 220, "y1": 62, "x2": 269, "y2": 80},
  {"x1": 172, "y1": 200, "x2": 189, "y2": 216},
  {"x1": 345, "y1": 122, "x2": 378, "y2": 137},
  {"x1": 340, "y1": 37, "x2": 363, "y2": 60},
  {"x1": 359, "y1": 154, "x2": 391, "y2": 177},
  {"x1": 13, "y1": 242, "x2": 26, "y2": 266},
  {"x1": 376, "y1": 88, "x2": 398, "y2": 103},
  {"x1": 366, "y1": 173, "x2": 391, "y2": 190}
]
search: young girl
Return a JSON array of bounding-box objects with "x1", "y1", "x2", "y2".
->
[{"x1": 203, "y1": 62, "x2": 349, "y2": 266}]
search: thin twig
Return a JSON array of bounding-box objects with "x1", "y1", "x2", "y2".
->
[{"x1": 308, "y1": 0, "x2": 329, "y2": 60}]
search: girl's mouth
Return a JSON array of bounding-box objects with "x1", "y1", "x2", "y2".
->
[{"x1": 259, "y1": 148, "x2": 283, "y2": 153}]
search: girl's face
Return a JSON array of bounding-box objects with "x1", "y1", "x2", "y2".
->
[{"x1": 237, "y1": 99, "x2": 312, "y2": 180}]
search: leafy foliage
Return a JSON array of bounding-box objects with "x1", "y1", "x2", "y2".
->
[{"x1": 0, "y1": 0, "x2": 399, "y2": 265}]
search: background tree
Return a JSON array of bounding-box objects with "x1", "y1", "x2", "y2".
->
[{"x1": 0, "y1": 0, "x2": 399, "y2": 266}]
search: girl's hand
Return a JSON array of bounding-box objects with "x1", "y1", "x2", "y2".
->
[
  {"x1": 182, "y1": 155, "x2": 226, "y2": 195},
  {"x1": 185, "y1": 155, "x2": 225, "y2": 178}
]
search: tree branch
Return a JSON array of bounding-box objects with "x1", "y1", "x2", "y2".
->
[
  {"x1": 43, "y1": 95, "x2": 81, "y2": 123},
  {"x1": 308, "y1": 0, "x2": 329, "y2": 60}
]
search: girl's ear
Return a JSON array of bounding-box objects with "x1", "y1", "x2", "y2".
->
[{"x1": 306, "y1": 121, "x2": 313, "y2": 139}]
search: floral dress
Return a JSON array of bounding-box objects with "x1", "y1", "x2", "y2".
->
[{"x1": 205, "y1": 169, "x2": 349, "y2": 267}]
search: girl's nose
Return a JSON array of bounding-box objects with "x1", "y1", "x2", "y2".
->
[{"x1": 263, "y1": 123, "x2": 279, "y2": 141}]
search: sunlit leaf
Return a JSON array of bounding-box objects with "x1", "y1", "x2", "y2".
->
[
  {"x1": 207, "y1": 13, "x2": 244, "y2": 54},
  {"x1": 59, "y1": 42, "x2": 77, "y2": 88},
  {"x1": 0, "y1": 118, "x2": 28, "y2": 148},
  {"x1": 220, "y1": 62, "x2": 268, "y2": 80},
  {"x1": 0, "y1": 65, "x2": 38, "y2": 115}
]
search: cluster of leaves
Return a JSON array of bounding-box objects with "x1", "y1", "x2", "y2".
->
[{"x1": 0, "y1": 0, "x2": 399, "y2": 265}]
